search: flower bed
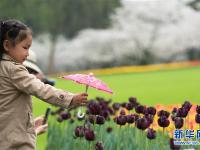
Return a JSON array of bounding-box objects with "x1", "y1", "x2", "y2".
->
[
  {"x1": 46, "y1": 97, "x2": 200, "y2": 150},
  {"x1": 53, "y1": 60, "x2": 200, "y2": 77}
]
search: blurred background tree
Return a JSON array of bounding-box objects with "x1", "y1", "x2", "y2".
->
[
  {"x1": 187, "y1": 0, "x2": 200, "y2": 11},
  {"x1": 0, "y1": 0, "x2": 121, "y2": 73}
]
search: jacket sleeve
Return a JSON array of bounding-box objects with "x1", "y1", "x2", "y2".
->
[{"x1": 10, "y1": 64, "x2": 74, "y2": 108}]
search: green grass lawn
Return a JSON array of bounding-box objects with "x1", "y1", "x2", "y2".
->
[{"x1": 33, "y1": 66, "x2": 200, "y2": 150}]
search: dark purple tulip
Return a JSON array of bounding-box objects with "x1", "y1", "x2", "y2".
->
[
  {"x1": 100, "y1": 111, "x2": 109, "y2": 120},
  {"x1": 95, "y1": 141, "x2": 104, "y2": 150},
  {"x1": 195, "y1": 114, "x2": 200, "y2": 124},
  {"x1": 107, "y1": 107, "x2": 115, "y2": 115},
  {"x1": 135, "y1": 105, "x2": 146, "y2": 114},
  {"x1": 172, "y1": 108, "x2": 177, "y2": 114},
  {"x1": 136, "y1": 117, "x2": 149, "y2": 130},
  {"x1": 116, "y1": 115, "x2": 127, "y2": 126},
  {"x1": 169, "y1": 138, "x2": 181, "y2": 150},
  {"x1": 129, "y1": 97, "x2": 137, "y2": 105},
  {"x1": 85, "y1": 129, "x2": 95, "y2": 141},
  {"x1": 147, "y1": 128, "x2": 156, "y2": 140},
  {"x1": 182, "y1": 101, "x2": 192, "y2": 112},
  {"x1": 125, "y1": 103, "x2": 134, "y2": 110},
  {"x1": 174, "y1": 117, "x2": 184, "y2": 129},
  {"x1": 158, "y1": 116, "x2": 170, "y2": 128},
  {"x1": 144, "y1": 114, "x2": 154, "y2": 125},
  {"x1": 60, "y1": 112, "x2": 71, "y2": 120},
  {"x1": 106, "y1": 127, "x2": 113, "y2": 133},
  {"x1": 126, "y1": 114, "x2": 135, "y2": 124},
  {"x1": 176, "y1": 108, "x2": 188, "y2": 118},
  {"x1": 120, "y1": 109, "x2": 126, "y2": 115},
  {"x1": 196, "y1": 105, "x2": 200, "y2": 114},
  {"x1": 74, "y1": 126, "x2": 85, "y2": 137},
  {"x1": 96, "y1": 115, "x2": 105, "y2": 125},
  {"x1": 157, "y1": 110, "x2": 170, "y2": 118},
  {"x1": 121, "y1": 102, "x2": 127, "y2": 108},
  {"x1": 87, "y1": 101, "x2": 101, "y2": 115},
  {"x1": 99, "y1": 101, "x2": 108, "y2": 110},
  {"x1": 146, "y1": 107, "x2": 156, "y2": 116},
  {"x1": 112, "y1": 103, "x2": 121, "y2": 111}
]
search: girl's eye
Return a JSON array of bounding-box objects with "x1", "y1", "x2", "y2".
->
[{"x1": 23, "y1": 47, "x2": 28, "y2": 49}]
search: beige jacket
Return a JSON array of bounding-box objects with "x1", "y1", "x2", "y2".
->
[{"x1": 0, "y1": 54, "x2": 74, "y2": 150}]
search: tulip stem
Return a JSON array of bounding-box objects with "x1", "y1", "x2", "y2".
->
[{"x1": 163, "y1": 127, "x2": 165, "y2": 136}]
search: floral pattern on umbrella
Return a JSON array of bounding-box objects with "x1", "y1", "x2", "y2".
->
[{"x1": 62, "y1": 73, "x2": 113, "y2": 117}]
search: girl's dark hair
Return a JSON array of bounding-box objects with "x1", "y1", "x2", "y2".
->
[{"x1": 0, "y1": 19, "x2": 32, "y2": 60}]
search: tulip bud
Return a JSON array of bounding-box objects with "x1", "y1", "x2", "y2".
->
[
  {"x1": 196, "y1": 105, "x2": 200, "y2": 114},
  {"x1": 121, "y1": 102, "x2": 127, "y2": 108},
  {"x1": 129, "y1": 97, "x2": 137, "y2": 105},
  {"x1": 96, "y1": 115, "x2": 105, "y2": 125},
  {"x1": 182, "y1": 101, "x2": 192, "y2": 112},
  {"x1": 112, "y1": 103, "x2": 121, "y2": 111},
  {"x1": 174, "y1": 117, "x2": 184, "y2": 129},
  {"x1": 176, "y1": 108, "x2": 188, "y2": 118},
  {"x1": 60, "y1": 112, "x2": 71, "y2": 120},
  {"x1": 126, "y1": 114, "x2": 135, "y2": 124},
  {"x1": 157, "y1": 110, "x2": 170, "y2": 118},
  {"x1": 146, "y1": 107, "x2": 156, "y2": 116},
  {"x1": 87, "y1": 101, "x2": 101, "y2": 115},
  {"x1": 135, "y1": 105, "x2": 146, "y2": 114},
  {"x1": 125, "y1": 103, "x2": 134, "y2": 111},
  {"x1": 116, "y1": 115, "x2": 127, "y2": 126},
  {"x1": 136, "y1": 117, "x2": 149, "y2": 130},
  {"x1": 158, "y1": 116, "x2": 170, "y2": 128},
  {"x1": 106, "y1": 127, "x2": 113, "y2": 133},
  {"x1": 100, "y1": 111, "x2": 109, "y2": 120},
  {"x1": 147, "y1": 128, "x2": 156, "y2": 140},
  {"x1": 85, "y1": 129, "x2": 95, "y2": 141},
  {"x1": 95, "y1": 141, "x2": 104, "y2": 150},
  {"x1": 195, "y1": 114, "x2": 200, "y2": 124},
  {"x1": 172, "y1": 108, "x2": 177, "y2": 114},
  {"x1": 144, "y1": 114, "x2": 154, "y2": 125},
  {"x1": 74, "y1": 126, "x2": 85, "y2": 137}
]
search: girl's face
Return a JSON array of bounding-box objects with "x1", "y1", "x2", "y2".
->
[{"x1": 6, "y1": 34, "x2": 32, "y2": 64}]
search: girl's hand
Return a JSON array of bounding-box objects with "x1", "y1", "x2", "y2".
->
[
  {"x1": 71, "y1": 93, "x2": 88, "y2": 106},
  {"x1": 34, "y1": 116, "x2": 48, "y2": 135}
]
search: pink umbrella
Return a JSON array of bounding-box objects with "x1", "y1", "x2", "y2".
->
[{"x1": 62, "y1": 73, "x2": 113, "y2": 117}]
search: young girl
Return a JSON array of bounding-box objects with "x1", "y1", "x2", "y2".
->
[{"x1": 0, "y1": 19, "x2": 88, "y2": 150}]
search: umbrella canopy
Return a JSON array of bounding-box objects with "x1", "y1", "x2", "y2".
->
[
  {"x1": 62, "y1": 73, "x2": 113, "y2": 118},
  {"x1": 62, "y1": 73, "x2": 113, "y2": 94}
]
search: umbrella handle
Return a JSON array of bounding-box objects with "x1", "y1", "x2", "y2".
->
[
  {"x1": 77, "y1": 107, "x2": 85, "y2": 118},
  {"x1": 85, "y1": 85, "x2": 89, "y2": 93},
  {"x1": 77, "y1": 85, "x2": 88, "y2": 118}
]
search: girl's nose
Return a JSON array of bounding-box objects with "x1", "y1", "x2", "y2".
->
[{"x1": 27, "y1": 51, "x2": 29, "y2": 57}]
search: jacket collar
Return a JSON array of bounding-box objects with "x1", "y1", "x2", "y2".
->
[{"x1": 2, "y1": 54, "x2": 16, "y2": 62}]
